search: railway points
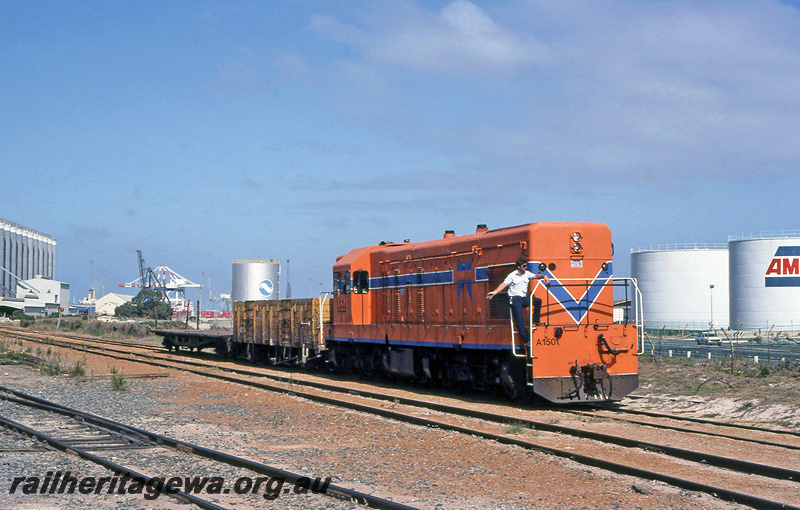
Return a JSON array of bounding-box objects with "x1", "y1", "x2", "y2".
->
[{"x1": 0, "y1": 377, "x2": 413, "y2": 509}]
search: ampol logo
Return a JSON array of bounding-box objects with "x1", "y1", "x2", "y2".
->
[
  {"x1": 259, "y1": 279, "x2": 275, "y2": 296},
  {"x1": 765, "y1": 246, "x2": 800, "y2": 287}
]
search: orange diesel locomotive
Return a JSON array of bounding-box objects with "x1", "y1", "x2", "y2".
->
[{"x1": 326, "y1": 222, "x2": 642, "y2": 402}]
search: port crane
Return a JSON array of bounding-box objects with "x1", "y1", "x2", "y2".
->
[{"x1": 119, "y1": 251, "x2": 200, "y2": 306}]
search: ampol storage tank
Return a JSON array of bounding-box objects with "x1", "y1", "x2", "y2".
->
[
  {"x1": 231, "y1": 260, "x2": 280, "y2": 302},
  {"x1": 729, "y1": 232, "x2": 800, "y2": 330},
  {"x1": 631, "y1": 245, "x2": 729, "y2": 329}
]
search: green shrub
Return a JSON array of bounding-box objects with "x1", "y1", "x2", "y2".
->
[
  {"x1": 40, "y1": 358, "x2": 61, "y2": 376},
  {"x1": 68, "y1": 361, "x2": 86, "y2": 377},
  {"x1": 12, "y1": 310, "x2": 34, "y2": 321},
  {"x1": 110, "y1": 368, "x2": 129, "y2": 391},
  {"x1": 504, "y1": 420, "x2": 528, "y2": 434}
]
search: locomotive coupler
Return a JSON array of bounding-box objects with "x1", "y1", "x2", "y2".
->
[{"x1": 570, "y1": 362, "x2": 609, "y2": 398}]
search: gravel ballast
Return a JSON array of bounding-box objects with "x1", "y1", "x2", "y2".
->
[{"x1": 0, "y1": 343, "x2": 756, "y2": 509}]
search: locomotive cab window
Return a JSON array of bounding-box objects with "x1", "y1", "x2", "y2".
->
[
  {"x1": 333, "y1": 272, "x2": 340, "y2": 295},
  {"x1": 343, "y1": 270, "x2": 351, "y2": 294},
  {"x1": 488, "y1": 264, "x2": 514, "y2": 320},
  {"x1": 353, "y1": 270, "x2": 369, "y2": 294}
]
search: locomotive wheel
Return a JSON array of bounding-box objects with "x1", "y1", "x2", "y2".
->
[
  {"x1": 500, "y1": 359, "x2": 528, "y2": 400},
  {"x1": 366, "y1": 348, "x2": 383, "y2": 376},
  {"x1": 214, "y1": 342, "x2": 227, "y2": 356}
]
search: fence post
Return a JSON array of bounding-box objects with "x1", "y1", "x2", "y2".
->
[
  {"x1": 720, "y1": 328, "x2": 734, "y2": 375},
  {"x1": 766, "y1": 325, "x2": 774, "y2": 364}
]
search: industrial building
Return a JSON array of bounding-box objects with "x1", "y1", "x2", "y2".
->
[
  {"x1": 0, "y1": 217, "x2": 66, "y2": 317},
  {"x1": 1, "y1": 217, "x2": 57, "y2": 296},
  {"x1": 632, "y1": 232, "x2": 800, "y2": 332},
  {"x1": 95, "y1": 292, "x2": 134, "y2": 316},
  {"x1": 12, "y1": 276, "x2": 70, "y2": 317}
]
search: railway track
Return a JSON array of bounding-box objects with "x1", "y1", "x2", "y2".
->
[
  {"x1": 0, "y1": 384, "x2": 415, "y2": 510},
  {"x1": 4, "y1": 327, "x2": 800, "y2": 509},
  {"x1": 17, "y1": 327, "x2": 798, "y2": 440}
]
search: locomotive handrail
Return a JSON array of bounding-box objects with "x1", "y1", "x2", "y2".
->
[
  {"x1": 509, "y1": 280, "x2": 545, "y2": 358},
  {"x1": 544, "y1": 277, "x2": 644, "y2": 354},
  {"x1": 318, "y1": 292, "x2": 332, "y2": 346},
  {"x1": 627, "y1": 277, "x2": 645, "y2": 354},
  {"x1": 510, "y1": 277, "x2": 644, "y2": 356},
  {"x1": 370, "y1": 275, "x2": 643, "y2": 356},
  {"x1": 380, "y1": 240, "x2": 524, "y2": 266}
]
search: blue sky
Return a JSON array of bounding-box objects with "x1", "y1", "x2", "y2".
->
[{"x1": 2, "y1": 0, "x2": 799, "y2": 305}]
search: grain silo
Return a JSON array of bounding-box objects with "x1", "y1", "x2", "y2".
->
[
  {"x1": 0, "y1": 217, "x2": 57, "y2": 297},
  {"x1": 631, "y1": 245, "x2": 729, "y2": 330},
  {"x1": 231, "y1": 260, "x2": 280, "y2": 302},
  {"x1": 729, "y1": 232, "x2": 800, "y2": 330}
]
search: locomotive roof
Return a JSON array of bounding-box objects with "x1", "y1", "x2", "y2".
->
[{"x1": 333, "y1": 222, "x2": 609, "y2": 271}]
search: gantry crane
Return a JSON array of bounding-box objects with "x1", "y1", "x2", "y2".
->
[{"x1": 120, "y1": 251, "x2": 198, "y2": 305}]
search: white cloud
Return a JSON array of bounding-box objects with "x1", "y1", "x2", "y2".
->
[
  {"x1": 300, "y1": 0, "x2": 800, "y2": 183},
  {"x1": 378, "y1": 0, "x2": 546, "y2": 71},
  {"x1": 312, "y1": 1, "x2": 547, "y2": 73}
]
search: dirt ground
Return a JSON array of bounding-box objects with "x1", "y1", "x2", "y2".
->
[
  {"x1": 2, "y1": 326, "x2": 800, "y2": 509},
  {"x1": 632, "y1": 356, "x2": 800, "y2": 428}
]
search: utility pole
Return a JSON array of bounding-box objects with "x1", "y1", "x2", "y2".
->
[
  {"x1": 286, "y1": 259, "x2": 292, "y2": 299},
  {"x1": 709, "y1": 284, "x2": 714, "y2": 329},
  {"x1": 89, "y1": 259, "x2": 95, "y2": 301}
]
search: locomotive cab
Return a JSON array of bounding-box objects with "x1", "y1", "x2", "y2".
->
[
  {"x1": 332, "y1": 246, "x2": 376, "y2": 327},
  {"x1": 328, "y1": 245, "x2": 380, "y2": 372}
]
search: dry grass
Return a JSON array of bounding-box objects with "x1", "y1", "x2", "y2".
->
[{"x1": 638, "y1": 356, "x2": 800, "y2": 403}]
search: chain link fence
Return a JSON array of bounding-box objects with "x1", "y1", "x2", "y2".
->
[{"x1": 642, "y1": 322, "x2": 800, "y2": 368}]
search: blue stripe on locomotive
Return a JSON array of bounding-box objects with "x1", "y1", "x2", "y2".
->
[
  {"x1": 369, "y1": 270, "x2": 454, "y2": 289},
  {"x1": 330, "y1": 335, "x2": 510, "y2": 350},
  {"x1": 350, "y1": 260, "x2": 613, "y2": 325}
]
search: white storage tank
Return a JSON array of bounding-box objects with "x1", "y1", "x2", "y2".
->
[
  {"x1": 729, "y1": 232, "x2": 800, "y2": 330},
  {"x1": 231, "y1": 260, "x2": 280, "y2": 302},
  {"x1": 631, "y1": 245, "x2": 729, "y2": 330}
]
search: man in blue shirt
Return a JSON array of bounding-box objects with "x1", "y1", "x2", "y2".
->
[{"x1": 487, "y1": 257, "x2": 549, "y2": 349}]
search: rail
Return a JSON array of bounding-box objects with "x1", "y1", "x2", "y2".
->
[
  {"x1": 1, "y1": 385, "x2": 416, "y2": 510},
  {"x1": 4, "y1": 336, "x2": 795, "y2": 509}
]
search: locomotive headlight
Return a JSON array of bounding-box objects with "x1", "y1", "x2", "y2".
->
[
  {"x1": 572, "y1": 242, "x2": 582, "y2": 253},
  {"x1": 571, "y1": 232, "x2": 582, "y2": 242}
]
